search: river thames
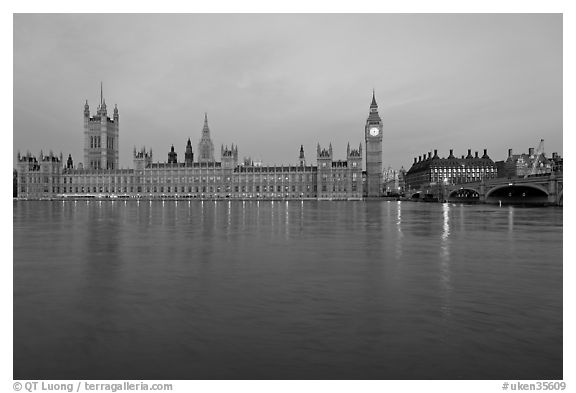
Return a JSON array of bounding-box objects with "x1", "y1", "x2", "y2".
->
[{"x1": 13, "y1": 200, "x2": 562, "y2": 380}]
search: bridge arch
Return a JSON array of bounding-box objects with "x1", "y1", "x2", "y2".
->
[
  {"x1": 485, "y1": 183, "x2": 549, "y2": 205},
  {"x1": 447, "y1": 188, "x2": 480, "y2": 202}
]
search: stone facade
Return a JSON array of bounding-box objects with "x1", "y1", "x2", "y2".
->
[
  {"x1": 16, "y1": 91, "x2": 383, "y2": 200},
  {"x1": 16, "y1": 151, "x2": 62, "y2": 199}
]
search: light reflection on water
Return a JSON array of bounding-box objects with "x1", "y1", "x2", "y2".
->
[
  {"x1": 13, "y1": 200, "x2": 562, "y2": 380},
  {"x1": 440, "y1": 203, "x2": 452, "y2": 321}
]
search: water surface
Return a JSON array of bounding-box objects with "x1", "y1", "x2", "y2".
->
[{"x1": 13, "y1": 200, "x2": 563, "y2": 379}]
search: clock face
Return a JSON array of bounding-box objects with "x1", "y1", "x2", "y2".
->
[{"x1": 369, "y1": 127, "x2": 380, "y2": 136}]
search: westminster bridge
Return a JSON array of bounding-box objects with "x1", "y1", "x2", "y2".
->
[{"x1": 413, "y1": 174, "x2": 563, "y2": 206}]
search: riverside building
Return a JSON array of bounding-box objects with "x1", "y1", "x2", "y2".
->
[
  {"x1": 405, "y1": 148, "x2": 498, "y2": 192},
  {"x1": 16, "y1": 90, "x2": 385, "y2": 200}
]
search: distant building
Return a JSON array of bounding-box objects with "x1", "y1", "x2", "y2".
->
[
  {"x1": 405, "y1": 149, "x2": 497, "y2": 192},
  {"x1": 383, "y1": 166, "x2": 406, "y2": 196},
  {"x1": 496, "y1": 148, "x2": 556, "y2": 178},
  {"x1": 550, "y1": 152, "x2": 563, "y2": 174}
]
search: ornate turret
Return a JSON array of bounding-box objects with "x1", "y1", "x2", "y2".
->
[
  {"x1": 168, "y1": 145, "x2": 178, "y2": 164},
  {"x1": 66, "y1": 154, "x2": 74, "y2": 169},
  {"x1": 221, "y1": 143, "x2": 238, "y2": 169},
  {"x1": 299, "y1": 145, "x2": 306, "y2": 167},
  {"x1": 347, "y1": 142, "x2": 362, "y2": 159},
  {"x1": 185, "y1": 138, "x2": 194, "y2": 166},
  {"x1": 317, "y1": 143, "x2": 332, "y2": 160},
  {"x1": 133, "y1": 147, "x2": 152, "y2": 170}
]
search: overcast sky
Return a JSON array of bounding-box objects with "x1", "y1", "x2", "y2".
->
[{"x1": 13, "y1": 13, "x2": 562, "y2": 170}]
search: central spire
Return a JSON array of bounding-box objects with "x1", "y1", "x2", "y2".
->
[
  {"x1": 370, "y1": 89, "x2": 377, "y2": 108},
  {"x1": 198, "y1": 113, "x2": 215, "y2": 163},
  {"x1": 203, "y1": 112, "x2": 210, "y2": 134}
]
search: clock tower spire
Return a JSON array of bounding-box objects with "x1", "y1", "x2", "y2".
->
[{"x1": 365, "y1": 90, "x2": 383, "y2": 197}]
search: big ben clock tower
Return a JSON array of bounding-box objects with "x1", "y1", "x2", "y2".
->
[{"x1": 365, "y1": 90, "x2": 383, "y2": 197}]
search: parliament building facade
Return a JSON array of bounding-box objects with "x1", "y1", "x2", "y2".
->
[{"x1": 16, "y1": 90, "x2": 385, "y2": 200}]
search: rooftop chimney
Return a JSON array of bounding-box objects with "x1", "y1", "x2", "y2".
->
[
  {"x1": 475, "y1": 151, "x2": 479, "y2": 158},
  {"x1": 428, "y1": 152, "x2": 432, "y2": 159},
  {"x1": 467, "y1": 149, "x2": 472, "y2": 159},
  {"x1": 414, "y1": 157, "x2": 417, "y2": 164},
  {"x1": 418, "y1": 156, "x2": 421, "y2": 163},
  {"x1": 449, "y1": 149, "x2": 454, "y2": 158},
  {"x1": 508, "y1": 149, "x2": 513, "y2": 158},
  {"x1": 433, "y1": 149, "x2": 438, "y2": 158},
  {"x1": 552, "y1": 152, "x2": 558, "y2": 159},
  {"x1": 529, "y1": 147, "x2": 535, "y2": 156}
]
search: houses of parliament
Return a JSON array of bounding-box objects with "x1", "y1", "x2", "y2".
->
[{"x1": 16, "y1": 88, "x2": 384, "y2": 200}]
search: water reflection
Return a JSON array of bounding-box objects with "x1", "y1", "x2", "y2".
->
[
  {"x1": 227, "y1": 201, "x2": 232, "y2": 238},
  {"x1": 300, "y1": 201, "x2": 304, "y2": 234},
  {"x1": 284, "y1": 201, "x2": 289, "y2": 240},
  {"x1": 508, "y1": 206, "x2": 514, "y2": 233},
  {"x1": 396, "y1": 201, "x2": 403, "y2": 260},
  {"x1": 440, "y1": 203, "x2": 452, "y2": 320}
]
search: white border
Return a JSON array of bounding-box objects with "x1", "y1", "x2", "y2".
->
[{"x1": 4, "y1": 1, "x2": 572, "y2": 392}]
